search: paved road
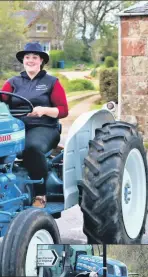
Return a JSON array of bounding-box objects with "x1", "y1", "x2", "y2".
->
[
  {"x1": 60, "y1": 94, "x2": 100, "y2": 145},
  {"x1": 56, "y1": 205, "x2": 87, "y2": 244},
  {"x1": 56, "y1": 205, "x2": 148, "y2": 244},
  {"x1": 67, "y1": 91, "x2": 98, "y2": 102}
]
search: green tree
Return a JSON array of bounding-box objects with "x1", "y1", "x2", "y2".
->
[
  {"x1": 0, "y1": 1, "x2": 25, "y2": 71},
  {"x1": 73, "y1": 1, "x2": 121, "y2": 51},
  {"x1": 91, "y1": 23, "x2": 118, "y2": 66},
  {"x1": 64, "y1": 39, "x2": 85, "y2": 61},
  {"x1": 9, "y1": 0, "x2": 38, "y2": 11},
  {"x1": 121, "y1": 1, "x2": 139, "y2": 9}
]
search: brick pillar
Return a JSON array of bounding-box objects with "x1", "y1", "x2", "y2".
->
[{"x1": 120, "y1": 16, "x2": 148, "y2": 140}]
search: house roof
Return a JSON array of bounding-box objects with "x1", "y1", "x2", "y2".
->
[
  {"x1": 14, "y1": 10, "x2": 40, "y2": 26},
  {"x1": 119, "y1": 1, "x2": 148, "y2": 16}
]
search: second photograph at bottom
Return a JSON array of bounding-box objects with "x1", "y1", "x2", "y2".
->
[{"x1": 36, "y1": 244, "x2": 148, "y2": 277}]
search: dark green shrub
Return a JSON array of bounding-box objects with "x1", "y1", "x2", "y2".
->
[
  {"x1": 99, "y1": 67, "x2": 118, "y2": 102},
  {"x1": 105, "y1": 56, "x2": 115, "y2": 68},
  {"x1": 68, "y1": 79, "x2": 95, "y2": 92},
  {"x1": 81, "y1": 46, "x2": 92, "y2": 63},
  {"x1": 90, "y1": 68, "x2": 98, "y2": 77},
  {"x1": 115, "y1": 59, "x2": 118, "y2": 67},
  {"x1": 49, "y1": 50, "x2": 65, "y2": 68},
  {"x1": 112, "y1": 52, "x2": 118, "y2": 60}
]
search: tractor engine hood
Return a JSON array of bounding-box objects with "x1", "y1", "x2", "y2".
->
[
  {"x1": 0, "y1": 102, "x2": 25, "y2": 158},
  {"x1": 76, "y1": 255, "x2": 128, "y2": 277},
  {"x1": 76, "y1": 255, "x2": 102, "y2": 274}
]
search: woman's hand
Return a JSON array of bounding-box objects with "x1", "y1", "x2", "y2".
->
[
  {"x1": 27, "y1": 106, "x2": 46, "y2": 117},
  {"x1": 27, "y1": 106, "x2": 59, "y2": 118}
]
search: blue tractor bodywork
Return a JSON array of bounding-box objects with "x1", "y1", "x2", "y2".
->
[
  {"x1": 0, "y1": 103, "x2": 26, "y2": 236},
  {"x1": 76, "y1": 255, "x2": 128, "y2": 277},
  {"x1": 0, "y1": 99, "x2": 116, "y2": 238},
  {"x1": 0, "y1": 102, "x2": 64, "y2": 237},
  {"x1": 37, "y1": 245, "x2": 128, "y2": 277}
]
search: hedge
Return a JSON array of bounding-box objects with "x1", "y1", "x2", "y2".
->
[
  {"x1": 99, "y1": 67, "x2": 118, "y2": 103},
  {"x1": 105, "y1": 56, "x2": 115, "y2": 68},
  {"x1": 68, "y1": 79, "x2": 95, "y2": 92},
  {"x1": 49, "y1": 50, "x2": 65, "y2": 68}
]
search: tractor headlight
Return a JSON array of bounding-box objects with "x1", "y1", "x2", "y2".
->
[
  {"x1": 102, "y1": 101, "x2": 116, "y2": 113},
  {"x1": 114, "y1": 265, "x2": 121, "y2": 276},
  {"x1": 89, "y1": 272, "x2": 98, "y2": 277},
  {"x1": 107, "y1": 101, "x2": 115, "y2": 110}
]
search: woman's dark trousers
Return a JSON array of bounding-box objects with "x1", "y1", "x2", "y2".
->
[{"x1": 23, "y1": 126, "x2": 60, "y2": 196}]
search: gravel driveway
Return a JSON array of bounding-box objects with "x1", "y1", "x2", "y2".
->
[{"x1": 59, "y1": 70, "x2": 92, "y2": 80}]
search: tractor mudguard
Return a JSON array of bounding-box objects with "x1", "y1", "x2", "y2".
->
[{"x1": 63, "y1": 109, "x2": 115, "y2": 209}]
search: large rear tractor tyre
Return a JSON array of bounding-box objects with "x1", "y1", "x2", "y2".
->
[
  {"x1": 1, "y1": 208, "x2": 61, "y2": 276},
  {"x1": 81, "y1": 121, "x2": 148, "y2": 244}
]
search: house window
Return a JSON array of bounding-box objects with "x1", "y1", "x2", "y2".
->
[
  {"x1": 36, "y1": 24, "x2": 48, "y2": 32},
  {"x1": 42, "y1": 25, "x2": 47, "y2": 32},
  {"x1": 41, "y1": 42, "x2": 50, "y2": 53}
]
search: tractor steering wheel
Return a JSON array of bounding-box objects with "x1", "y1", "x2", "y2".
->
[{"x1": 0, "y1": 91, "x2": 33, "y2": 116}]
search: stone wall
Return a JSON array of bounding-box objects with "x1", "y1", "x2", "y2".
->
[{"x1": 121, "y1": 16, "x2": 148, "y2": 141}]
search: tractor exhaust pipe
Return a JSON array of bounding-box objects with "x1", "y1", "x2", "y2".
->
[
  {"x1": 60, "y1": 245, "x2": 71, "y2": 277},
  {"x1": 103, "y1": 244, "x2": 107, "y2": 277}
]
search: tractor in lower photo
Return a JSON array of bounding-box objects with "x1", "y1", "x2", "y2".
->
[
  {"x1": 0, "y1": 91, "x2": 147, "y2": 276},
  {"x1": 36, "y1": 244, "x2": 128, "y2": 277}
]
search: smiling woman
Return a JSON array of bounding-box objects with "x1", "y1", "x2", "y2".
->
[
  {"x1": 23, "y1": 53, "x2": 44, "y2": 78},
  {"x1": 0, "y1": 42, "x2": 69, "y2": 208}
]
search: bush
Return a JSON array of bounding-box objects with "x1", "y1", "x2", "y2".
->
[
  {"x1": 52, "y1": 73, "x2": 95, "y2": 92},
  {"x1": 49, "y1": 50, "x2": 65, "y2": 68},
  {"x1": 0, "y1": 70, "x2": 18, "y2": 88},
  {"x1": 0, "y1": 70, "x2": 17, "y2": 80},
  {"x1": 81, "y1": 46, "x2": 92, "y2": 63},
  {"x1": 68, "y1": 79, "x2": 95, "y2": 92},
  {"x1": 105, "y1": 56, "x2": 115, "y2": 68},
  {"x1": 99, "y1": 67, "x2": 118, "y2": 102},
  {"x1": 52, "y1": 73, "x2": 69, "y2": 91},
  {"x1": 90, "y1": 68, "x2": 98, "y2": 78},
  {"x1": 115, "y1": 59, "x2": 118, "y2": 67}
]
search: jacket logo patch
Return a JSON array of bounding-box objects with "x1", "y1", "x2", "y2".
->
[{"x1": 36, "y1": 84, "x2": 48, "y2": 90}]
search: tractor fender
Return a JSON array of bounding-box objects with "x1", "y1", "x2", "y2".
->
[{"x1": 63, "y1": 109, "x2": 115, "y2": 209}]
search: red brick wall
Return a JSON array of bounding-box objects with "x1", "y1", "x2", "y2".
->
[{"x1": 121, "y1": 16, "x2": 148, "y2": 140}]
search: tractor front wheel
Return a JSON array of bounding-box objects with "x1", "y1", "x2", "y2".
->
[
  {"x1": 1, "y1": 208, "x2": 60, "y2": 276},
  {"x1": 81, "y1": 121, "x2": 148, "y2": 244}
]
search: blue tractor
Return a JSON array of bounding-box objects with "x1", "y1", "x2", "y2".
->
[
  {"x1": 36, "y1": 244, "x2": 128, "y2": 277},
  {"x1": 75, "y1": 254, "x2": 128, "y2": 277},
  {"x1": 0, "y1": 92, "x2": 147, "y2": 276}
]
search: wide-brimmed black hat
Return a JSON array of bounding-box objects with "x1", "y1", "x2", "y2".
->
[{"x1": 16, "y1": 42, "x2": 49, "y2": 64}]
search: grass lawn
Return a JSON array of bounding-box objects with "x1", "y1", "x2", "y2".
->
[
  {"x1": 68, "y1": 93, "x2": 98, "y2": 109},
  {"x1": 67, "y1": 90, "x2": 97, "y2": 97},
  {"x1": 90, "y1": 101, "x2": 105, "y2": 111},
  {"x1": 68, "y1": 99, "x2": 82, "y2": 109}
]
